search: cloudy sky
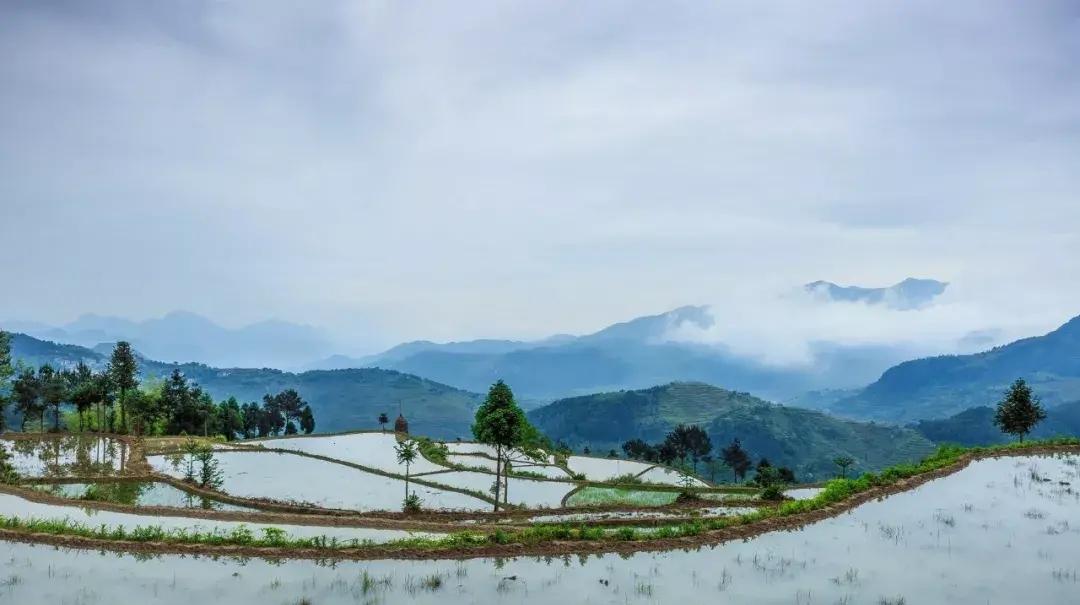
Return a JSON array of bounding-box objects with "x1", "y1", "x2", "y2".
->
[{"x1": 2, "y1": 0, "x2": 1079, "y2": 354}]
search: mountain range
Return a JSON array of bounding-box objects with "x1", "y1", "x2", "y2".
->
[
  {"x1": 331, "y1": 304, "x2": 928, "y2": 402},
  {"x1": 3, "y1": 312, "x2": 336, "y2": 369},
  {"x1": 833, "y1": 314, "x2": 1080, "y2": 422}
]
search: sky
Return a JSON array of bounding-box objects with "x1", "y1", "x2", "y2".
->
[{"x1": 2, "y1": 0, "x2": 1080, "y2": 355}]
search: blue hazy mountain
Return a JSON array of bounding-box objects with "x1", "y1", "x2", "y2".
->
[
  {"x1": 4, "y1": 311, "x2": 336, "y2": 369},
  {"x1": 834, "y1": 314, "x2": 1080, "y2": 422},
  {"x1": 349, "y1": 305, "x2": 923, "y2": 402},
  {"x1": 804, "y1": 278, "x2": 948, "y2": 310}
]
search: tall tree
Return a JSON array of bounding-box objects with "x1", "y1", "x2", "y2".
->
[
  {"x1": 38, "y1": 364, "x2": 68, "y2": 431},
  {"x1": 240, "y1": 402, "x2": 261, "y2": 438},
  {"x1": 274, "y1": 389, "x2": 306, "y2": 430},
  {"x1": 216, "y1": 397, "x2": 244, "y2": 441},
  {"x1": 66, "y1": 363, "x2": 97, "y2": 432},
  {"x1": 378, "y1": 412, "x2": 389, "y2": 432},
  {"x1": 108, "y1": 341, "x2": 138, "y2": 432},
  {"x1": 720, "y1": 438, "x2": 752, "y2": 482},
  {"x1": 12, "y1": 367, "x2": 40, "y2": 432},
  {"x1": 472, "y1": 380, "x2": 528, "y2": 511},
  {"x1": 993, "y1": 378, "x2": 1047, "y2": 443},
  {"x1": 299, "y1": 405, "x2": 315, "y2": 434},
  {"x1": 0, "y1": 331, "x2": 12, "y2": 431}
]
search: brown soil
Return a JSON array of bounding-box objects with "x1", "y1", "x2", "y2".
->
[{"x1": 3, "y1": 445, "x2": 1076, "y2": 561}]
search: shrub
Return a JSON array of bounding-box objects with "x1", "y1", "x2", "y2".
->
[{"x1": 403, "y1": 493, "x2": 422, "y2": 513}]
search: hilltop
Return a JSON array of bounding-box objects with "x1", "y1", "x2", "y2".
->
[
  {"x1": 835, "y1": 314, "x2": 1080, "y2": 421},
  {"x1": 528, "y1": 381, "x2": 934, "y2": 481}
]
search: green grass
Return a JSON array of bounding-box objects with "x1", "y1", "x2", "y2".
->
[{"x1": 565, "y1": 487, "x2": 681, "y2": 507}]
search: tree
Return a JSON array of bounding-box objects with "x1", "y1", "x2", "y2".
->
[
  {"x1": 274, "y1": 389, "x2": 306, "y2": 430},
  {"x1": 721, "y1": 438, "x2": 751, "y2": 482},
  {"x1": 12, "y1": 368, "x2": 40, "y2": 432},
  {"x1": 108, "y1": 342, "x2": 138, "y2": 433},
  {"x1": 216, "y1": 397, "x2": 244, "y2": 441},
  {"x1": 240, "y1": 402, "x2": 261, "y2": 438},
  {"x1": 622, "y1": 438, "x2": 653, "y2": 460},
  {"x1": 395, "y1": 438, "x2": 420, "y2": 512},
  {"x1": 833, "y1": 455, "x2": 855, "y2": 479},
  {"x1": 38, "y1": 364, "x2": 68, "y2": 431},
  {"x1": 261, "y1": 393, "x2": 286, "y2": 435},
  {"x1": 0, "y1": 331, "x2": 12, "y2": 431},
  {"x1": 126, "y1": 388, "x2": 161, "y2": 436},
  {"x1": 299, "y1": 405, "x2": 315, "y2": 434},
  {"x1": 66, "y1": 363, "x2": 97, "y2": 432},
  {"x1": 662, "y1": 424, "x2": 712, "y2": 473},
  {"x1": 993, "y1": 378, "x2": 1047, "y2": 443},
  {"x1": 378, "y1": 412, "x2": 389, "y2": 432},
  {"x1": 472, "y1": 380, "x2": 528, "y2": 511}
]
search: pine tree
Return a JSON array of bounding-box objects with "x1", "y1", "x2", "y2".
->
[
  {"x1": 108, "y1": 342, "x2": 138, "y2": 433},
  {"x1": 993, "y1": 378, "x2": 1047, "y2": 442}
]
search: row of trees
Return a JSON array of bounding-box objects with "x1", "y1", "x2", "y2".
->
[{"x1": 0, "y1": 335, "x2": 315, "y2": 440}]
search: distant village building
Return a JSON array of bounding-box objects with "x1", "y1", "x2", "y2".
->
[{"x1": 394, "y1": 413, "x2": 409, "y2": 434}]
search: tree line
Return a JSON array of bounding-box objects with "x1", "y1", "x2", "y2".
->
[
  {"x1": 0, "y1": 335, "x2": 314, "y2": 439},
  {"x1": 622, "y1": 429, "x2": 797, "y2": 486}
]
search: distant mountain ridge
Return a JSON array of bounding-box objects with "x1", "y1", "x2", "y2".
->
[
  {"x1": 6, "y1": 332, "x2": 481, "y2": 439},
  {"x1": 804, "y1": 277, "x2": 948, "y2": 310},
  {"x1": 4, "y1": 311, "x2": 336, "y2": 369},
  {"x1": 339, "y1": 304, "x2": 921, "y2": 402},
  {"x1": 911, "y1": 401, "x2": 1080, "y2": 446},
  {"x1": 528, "y1": 382, "x2": 934, "y2": 480},
  {"x1": 834, "y1": 314, "x2": 1080, "y2": 422}
]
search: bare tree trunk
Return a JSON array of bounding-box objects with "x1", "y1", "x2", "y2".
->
[{"x1": 493, "y1": 445, "x2": 502, "y2": 512}]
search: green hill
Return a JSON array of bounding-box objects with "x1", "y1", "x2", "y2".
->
[
  {"x1": 911, "y1": 400, "x2": 1080, "y2": 446},
  {"x1": 528, "y1": 382, "x2": 934, "y2": 481},
  {"x1": 7, "y1": 333, "x2": 482, "y2": 439},
  {"x1": 835, "y1": 314, "x2": 1080, "y2": 422}
]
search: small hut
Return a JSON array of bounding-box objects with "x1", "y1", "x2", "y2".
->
[{"x1": 394, "y1": 413, "x2": 409, "y2": 435}]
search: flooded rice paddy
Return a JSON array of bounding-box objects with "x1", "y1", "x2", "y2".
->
[
  {"x1": 421, "y1": 471, "x2": 573, "y2": 508},
  {"x1": 2, "y1": 436, "x2": 132, "y2": 478},
  {"x1": 148, "y1": 450, "x2": 489, "y2": 511},
  {"x1": 0, "y1": 492, "x2": 435, "y2": 543},
  {"x1": 29, "y1": 481, "x2": 254, "y2": 511},
  {"x1": 2, "y1": 454, "x2": 1078, "y2": 603},
  {"x1": 258, "y1": 433, "x2": 447, "y2": 474},
  {"x1": 565, "y1": 456, "x2": 654, "y2": 481}
]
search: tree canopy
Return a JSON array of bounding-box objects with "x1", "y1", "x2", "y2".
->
[{"x1": 993, "y1": 378, "x2": 1046, "y2": 442}]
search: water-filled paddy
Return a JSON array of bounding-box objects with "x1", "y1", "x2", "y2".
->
[
  {"x1": 148, "y1": 450, "x2": 488, "y2": 511},
  {"x1": 258, "y1": 432, "x2": 447, "y2": 474},
  {"x1": 4, "y1": 454, "x2": 1077, "y2": 603},
  {"x1": 424, "y1": 471, "x2": 573, "y2": 508},
  {"x1": 565, "y1": 455, "x2": 653, "y2": 481},
  {"x1": 636, "y1": 464, "x2": 708, "y2": 486},
  {"x1": 2, "y1": 436, "x2": 132, "y2": 477},
  {"x1": 0, "y1": 492, "x2": 435, "y2": 543},
  {"x1": 30, "y1": 481, "x2": 254, "y2": 511}
]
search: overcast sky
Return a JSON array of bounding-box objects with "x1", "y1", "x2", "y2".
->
[{"x1": 2, "y1": 0, "x2": 1079, "y2": 353}]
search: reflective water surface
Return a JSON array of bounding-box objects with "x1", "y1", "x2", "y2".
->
[{"x1": 2, "y1": 454, "x2": 1078, "y2": 604}]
